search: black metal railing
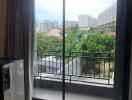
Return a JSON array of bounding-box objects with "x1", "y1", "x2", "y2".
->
[{"x1": 33, "y1": 50, "x2": 114, "y2": 85}]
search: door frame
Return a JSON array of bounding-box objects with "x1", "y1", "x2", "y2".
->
[{"x1": 32, "y1": 0, "x2": 132, "y2": 100}]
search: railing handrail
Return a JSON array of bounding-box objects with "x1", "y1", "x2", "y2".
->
[{"x1": 34, "y1": 50, "x2": 114, "y2": 54}]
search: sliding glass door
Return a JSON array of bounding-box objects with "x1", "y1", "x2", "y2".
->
[{"x1": 32, "y1": 0, "x2": 127, "y2": 100}]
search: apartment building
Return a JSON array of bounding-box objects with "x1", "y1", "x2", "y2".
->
[
  {"x1": 98, "y1": 2, "x2": 117, "y2": 33},
  {"x1": 78, "y1": 15, "x2": 97, "y2": 28},
  {"x1": 65, "y1": 20, "x2": 78, "y2": 28},
  {"x1": 39, "y1": 20, "x2": 59, "y2": 33}
]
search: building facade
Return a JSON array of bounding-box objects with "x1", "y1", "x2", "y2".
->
[
  {"x1": 39, "y1": 20, "x2": 59, "y2": 33},
  {"x1": 65, "y1": 20, "x2": 78, "y2": 28},
  {"x1": 78, "y1": 15, "x2": 97, "y2": 28},
  {"x1": 98, "y1": 2, "x2": 117, "y2": 33}
]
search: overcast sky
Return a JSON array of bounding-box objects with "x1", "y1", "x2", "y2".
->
[{"x1": 35, "y1": 0, "x2": 116, "y2": 23}]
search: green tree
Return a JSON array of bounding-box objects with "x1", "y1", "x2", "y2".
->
[
  {"x1": 37, "y1": 33, "x2": 62, "y2": 58},
  {"x1": 66, "y1": 27, "x2": 78, "y2": 51},
  {"x1": 65, "y1": 27, "x2": 91, "y2": 52},
  {"x1": 80, "y1": 33, "x2": 115, "y2": 52}
]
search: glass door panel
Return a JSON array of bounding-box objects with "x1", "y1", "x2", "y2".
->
[
  {"x1": 33, "y1": 0, "x2": 63, "y2": 100},
  {"x1": 65, "y1": 0, "x2": 117, "y2": 100}
]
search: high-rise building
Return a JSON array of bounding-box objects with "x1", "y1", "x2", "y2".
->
[
  {"x1": 39, "y1": 20, "x2": 59, "y2": 33},
  {"x1": 65, "y1": 20, "x2": 78, "y2": 28},
  {"x1": 98, "y1": 2, "x2": 117, "y2": 33},
  {"x1": 78, "y1": 15, "x2": 97, "y2": 28}
]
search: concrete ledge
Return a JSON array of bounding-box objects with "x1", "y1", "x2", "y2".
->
[{"x1": 33, "y1": 79, "x2": 115, "y2": 98}]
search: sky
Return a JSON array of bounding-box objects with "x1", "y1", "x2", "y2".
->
[{"x1": 35, "y1": 0, "x2": 116, "y2": 23}]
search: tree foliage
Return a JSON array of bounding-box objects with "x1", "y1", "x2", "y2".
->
[
  {"x1": 65, "y1": 27, "x2": 90, "y2": 52},
  {"x1": 65, "y1": 27, "x2": 78, "y2": 51},
  {"x1": 37, "y1": 28, "x2": 115, "y2": 58},
  {"x1": 37, "y1": 33, "x2": 62, "y2": 57},
  {"x1": 79, "y1": 33, "x2": 115, "y2": 52}
]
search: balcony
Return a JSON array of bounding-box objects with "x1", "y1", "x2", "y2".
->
[{"x1": 33, "y1": 51, "x2": 115, "y2": 99}]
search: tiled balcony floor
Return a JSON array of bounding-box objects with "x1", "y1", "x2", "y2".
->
[{"x1": 33, "y1": 88, "x2": 113, "y2": 100}]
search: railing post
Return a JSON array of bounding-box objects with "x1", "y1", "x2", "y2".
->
[
  {"x1": 37, "y1": 50, "x2": 39, "y2": 77},
  {"x1": 40, "y1": 56, "x2": 43, "y2": 80},
  {"x1": 70, "y1": 75, "x2": 72, "y2": 85},
  {"x1": 108, "y1": 53, "x2": 111, "y2": 85}
]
